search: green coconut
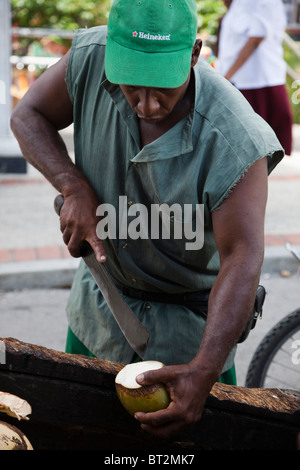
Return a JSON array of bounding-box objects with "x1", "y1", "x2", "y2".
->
[{"x1": 115, "y1": 360, "x2": 170, "y2": 416}]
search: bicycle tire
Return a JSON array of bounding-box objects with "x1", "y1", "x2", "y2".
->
[{"x1": 245, "y1": 308, "x2": 300, "y2": 389}]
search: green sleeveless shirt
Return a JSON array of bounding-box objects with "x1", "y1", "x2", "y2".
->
[{"x1": 65, "y1": 26, "x2": 283, "y2": 367}]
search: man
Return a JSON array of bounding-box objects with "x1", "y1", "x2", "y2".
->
[{"x1": 11, "y1": 0, "x2": 283, "y2": 438}]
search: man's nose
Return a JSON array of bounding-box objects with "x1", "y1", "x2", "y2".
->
[{"x1": 136, "y1": 89, "x2": 160, "y2": 117}]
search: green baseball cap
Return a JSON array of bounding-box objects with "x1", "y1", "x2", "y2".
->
[{"x1": 105, "y1": 0, "x2": 198, "y2": 88}]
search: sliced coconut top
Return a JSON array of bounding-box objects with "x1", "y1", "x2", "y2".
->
[
  {"x1": 0, "y1": 392, "x2": 32, "y2": 421},
  {"x1": 115, "y1": 361, "x2": 164, "y2": 389}
]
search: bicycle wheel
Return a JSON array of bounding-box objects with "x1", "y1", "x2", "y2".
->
[{"x1": 245, "y1": 308, "x2": 300, "y2": 390}]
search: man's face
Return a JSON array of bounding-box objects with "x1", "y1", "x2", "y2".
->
[{"x1": 119, "y1": 76, "x2": 190, "y2": 124}]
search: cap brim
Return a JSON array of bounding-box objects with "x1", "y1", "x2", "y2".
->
[{"x1": 105, "y1": 37, "x2": 192, "y2": 88}]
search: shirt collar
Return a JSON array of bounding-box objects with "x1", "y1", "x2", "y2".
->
[
  {"x1": 102, "y1": 78, "x2": 195, "y2": 162},
  {"x1": 101, "y1": 79, "x2": 140, "y2": 146}
]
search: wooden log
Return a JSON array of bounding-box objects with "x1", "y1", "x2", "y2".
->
[{"x1": 0, "y1": 337, "x2": 299, "y2": 451}]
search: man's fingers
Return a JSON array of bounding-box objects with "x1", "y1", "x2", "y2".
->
[
  {"x1": 88, "y1": 236, "x2": 107, "y2": 263},
  {"x1": 59, "y1": 202, "x2": 106, "y2": 262},
  {"x1": 63, "y1": 230, "x2": 83, "y2": 258},
  {"x1": 135, "y1": 404, "x2": 188, "y2": 439},
  {"x1": 134, "y1": 363, "x2": 207, "y2": 439},
  {"x1": 136, "y1": 364, "x2": 178, "y2": 387}
]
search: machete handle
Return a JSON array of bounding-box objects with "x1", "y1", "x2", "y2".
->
[{"x1": 54, "y1": 194, "x2": 64, "y2": 216}]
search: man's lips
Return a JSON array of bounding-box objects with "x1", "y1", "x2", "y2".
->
[{"x1": 137, "y1": 113, "x2": 165, "y2": 122}]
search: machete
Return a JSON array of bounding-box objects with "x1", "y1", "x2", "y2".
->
[{"x1": 54, "y1": 194, "x2": 149, "y2": 359}]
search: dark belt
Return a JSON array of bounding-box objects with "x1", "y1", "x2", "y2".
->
[
  {"x1": 118, "y1": 284, "x2": 265, "y2": 344},
  {"x1": 118, "y1": 285, "x2": 211, "y2": 313}
]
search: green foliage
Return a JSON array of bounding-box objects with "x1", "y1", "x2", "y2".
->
[
  {"x1": 10, "y1": 0, "x2": 299, "y2": 124},
  {"x1": 11, "y1": 0, "x2": 113, "y2": 55},
  {"x1": 287, "y1": 76, "x2": 300, "y2": 124},
  {"x1": 11, "y1": 0, "x2": 226, "y2": 34},
  {"x1": 10, "y1": 0, "x2": 227, "y2": 56},
  {"x1": 284, "y1": 45, "x2": 300, "y2": 124},
  {"x1": 197, "y1": 0, "x2": 226, "y2": 35},
  {"x1": 11, "y1": 0, "x2": 111, "y2": 30}
]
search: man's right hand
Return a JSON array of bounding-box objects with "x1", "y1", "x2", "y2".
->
[{"x1": 59, "y1": 188, "x2": 107, "y2": 263}]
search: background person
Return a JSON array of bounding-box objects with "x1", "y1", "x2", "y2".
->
[{"x1": 217, "y1": 0, "x2": 293, "y2": 155}]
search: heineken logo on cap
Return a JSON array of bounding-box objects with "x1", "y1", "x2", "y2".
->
[{"x1": 132, "y1": 31, "x2": 171, "y2": 41}]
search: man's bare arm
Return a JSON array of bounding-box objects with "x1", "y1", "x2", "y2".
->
[
  {"x1": 224, "y1": 36, "x2": 264, "y2": 81},
  {"x1": 196, "y1": 156, "x2": 268, "y2": 376},
  {"x1": 134, "y1": 156, "x2": 268, "y2": 438},
  {"x1": 11, "y1": 51, "x2": 75, "y2": 189},
  {"x1": 10, "y1": 52, "x2": 106, "y2": 262}
]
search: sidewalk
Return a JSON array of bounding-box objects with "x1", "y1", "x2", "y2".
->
[{"x1": 0, "y1": 124, "x2": 300, "y2": 291}]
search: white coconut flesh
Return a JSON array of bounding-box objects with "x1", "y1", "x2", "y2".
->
[
  {"x1": 0, "y1": 421, "x2": 33, "y2": 450},
  {"x1": 115, "y1": 361, "x2": 170, "y2": 415},
  {"x1": 0, "y1": 392, "x2": 32, "y2": 420},
  {"x1": 115, "y1": 361, "x2": 164, "y2": 389}
]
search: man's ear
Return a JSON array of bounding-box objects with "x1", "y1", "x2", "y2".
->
[{"x1": 191, "y1": 38, "x2": 202, "y2": 67}]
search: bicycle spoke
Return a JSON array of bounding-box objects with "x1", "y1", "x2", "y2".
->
[
  {"x1": 269, "y1": 360, "x2": 300, "y2": 374},
  {"x1": 264, "y1": 374, "x2": 298, "y2": 388}
]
